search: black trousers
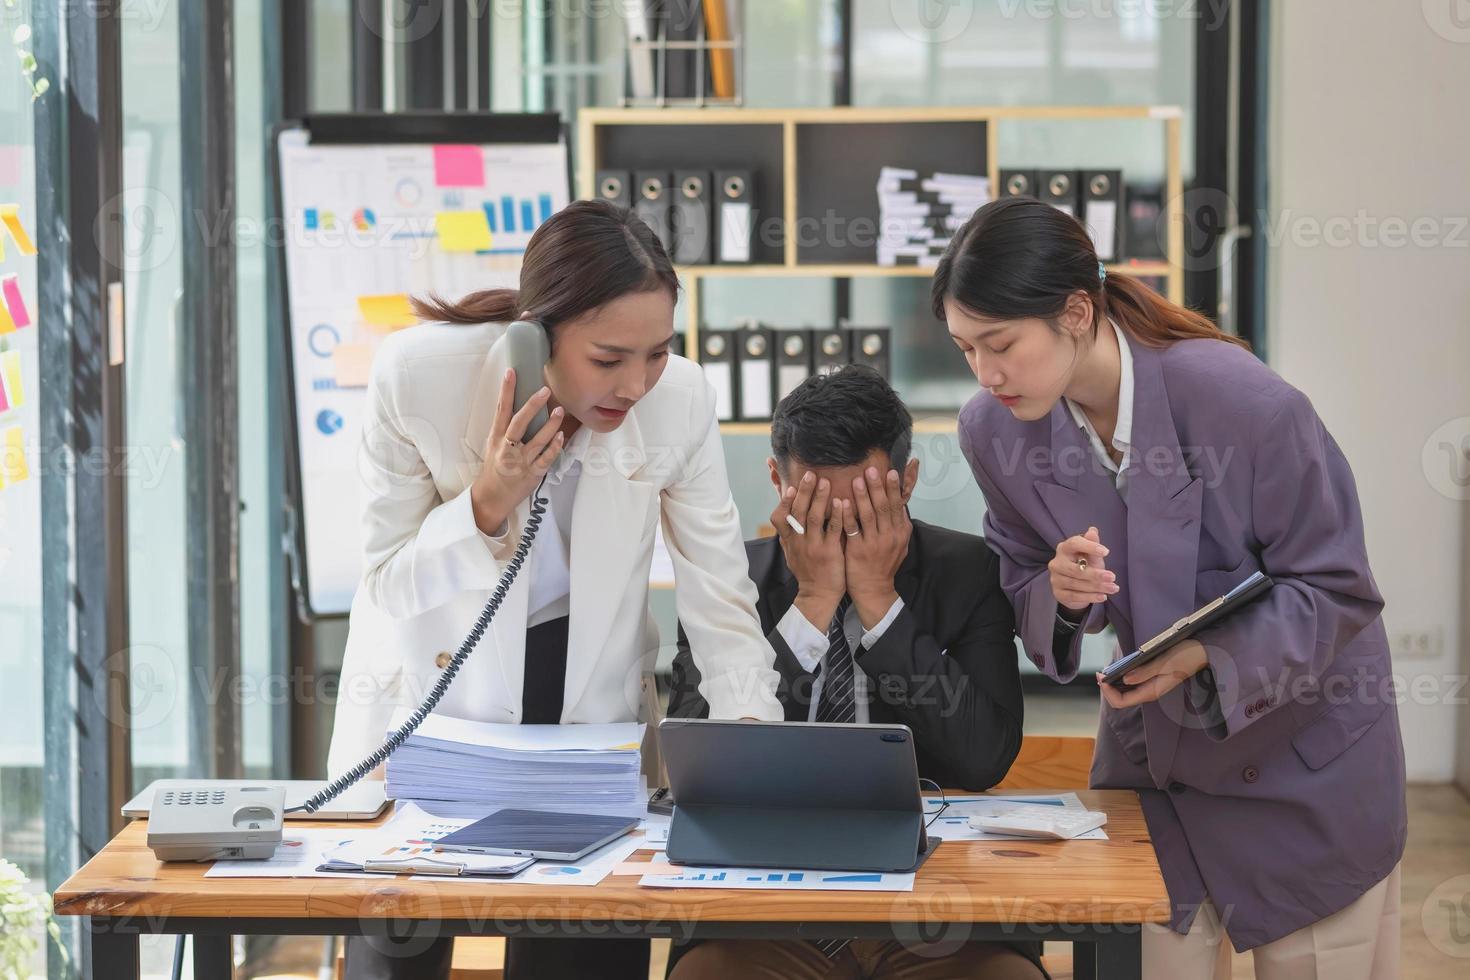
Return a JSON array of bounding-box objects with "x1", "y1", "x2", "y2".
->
[{"x1": 344, "y1": 615, "x2": 651, "y2": 980}]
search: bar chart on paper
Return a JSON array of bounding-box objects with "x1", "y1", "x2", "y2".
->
[{"x1": 639, "y1": 865, "x2": 915, "y2": 892}]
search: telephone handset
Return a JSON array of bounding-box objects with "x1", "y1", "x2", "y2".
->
[
  {"x1": 504, "y1": 317, "x2": 552, "y2": 435},
  {"x1": 146, "y1": 320, "x2": 558, "y2": 861}
]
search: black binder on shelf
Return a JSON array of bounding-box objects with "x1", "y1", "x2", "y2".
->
[
  {"x1": 775, "y1": 329, "x2": 813, "y2": 401},
  {"x1": 999, "y1": 169, "x2": 1039, "y2": 199},
  {"x1": 672, "y1": 169, "x2": 713, "y2": 265},
  {"x1": 596, "y1": 169, "x2": 631, "y2": 208},
  {"x1": 814, "y1": 329, "x2": 848, "y2": 375},
  {"x1": 663, "y1": 0, "x2": 702, "y2": 100},
  {"x1": 634, "y1": 170, "x2": 673, "y2": 251},
  {"x1": 699, "y1": 329, "x2": 738, "y2": 422},
  {"x1": 1082, "y1": 169, "x2": 1124, "y2": 262},
  {"x1": 735, "y1": 326, "x2": 776, "y2": 421},
  {"x1": 714, "y1": 168, "x2": 755, "y2": 263},
  {"x1": 1041, "y1": 169, "x2": 1080, "y2": 217},
  {"x1": 849, "y1": 328, "x2": 891, "y2": 379}
]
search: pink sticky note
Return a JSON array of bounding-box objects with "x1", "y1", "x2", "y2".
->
[
  {"x1": 0, "y1": 146, "x2": 21, "y2": 187},
  {"x1": 2, "y1": 277, "x2": 30, "y2": 329},
  {"x1": 433, "y1": 145, "x2": 484, "y2": 188},
  {"x1": 0, "y1": 369, "x2": 9, "y2": 414}
]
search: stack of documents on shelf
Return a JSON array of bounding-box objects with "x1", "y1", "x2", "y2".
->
[
  {"x1": 384, "y1": 711, "x2": 646, "y2": 820},
  {"x1": 876, "y1": 168, "x2": 989, "y2": 267}
]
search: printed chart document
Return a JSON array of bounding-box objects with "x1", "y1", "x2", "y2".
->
[
  {"x1": 925, "y1": 793, "x2": 1109, "y2": 842},
  {"x1": 640, "y1": 865, "x2": 916, "y2": 892},
  {"x1": 206, "y1": 828, "x2": 373, "y2": 879}
]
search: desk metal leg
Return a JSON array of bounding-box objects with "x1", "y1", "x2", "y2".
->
[
  {"x1": 1094, "y1": 928, "x2": 1142, "y2": 979},
  {"x1": 193, "y1": 933, "x2": 234, "y2": 978},
  {"x1": 1072, "y1": 939, "x2": 1097, "y2": 980},
  {"x1": 89, "y1": 919, "x2": 140, "y2": 980}
]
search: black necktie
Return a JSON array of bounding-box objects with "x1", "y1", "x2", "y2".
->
[
  {"x1": 815, "y1": 596, "x2": 856, "y2": 725},
  {"x1": 811, "y1": 597, "x2": 858, "y2": 960}
]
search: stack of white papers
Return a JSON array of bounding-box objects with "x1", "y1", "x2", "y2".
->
[
  {"x1": 384, "y1": 711, "x2": 646, "y2": 819},
  {"x1": 876, "y1": 167, "x2": 989, "y2": 267}
]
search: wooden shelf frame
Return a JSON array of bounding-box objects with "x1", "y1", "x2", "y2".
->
[{"x1": 580, "y1": 104, "x2": 1185, "y2": 417}]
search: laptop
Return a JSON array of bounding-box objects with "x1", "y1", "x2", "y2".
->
[
  {"x1": 658, "y1": 718, "x2": 939, "y2": 873},
  {"x1": 122, "y1": 779, "x2": 390, "y2": 821}
]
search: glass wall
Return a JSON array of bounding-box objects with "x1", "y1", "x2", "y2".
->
[{"x1": 0, "y1": 1, "x2": 48, "y2": 974}]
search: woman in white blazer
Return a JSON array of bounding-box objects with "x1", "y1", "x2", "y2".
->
[{"x1": 334, "y1": 200, "x2": 782, "y2": 980}]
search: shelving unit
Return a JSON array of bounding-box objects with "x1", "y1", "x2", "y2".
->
[{"x1": 579, "y1": 104, "x2": 1184, "y2": 436}]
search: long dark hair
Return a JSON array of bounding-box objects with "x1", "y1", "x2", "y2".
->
[
  {"x1": 412, "y1": 199, "x2": 680, "y2": 342},
  {"x1": 931, "y1": 196, "x2": 1249, "y2": 350}
]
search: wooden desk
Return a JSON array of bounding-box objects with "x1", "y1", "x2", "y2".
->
[{"x1": 55, "y1": 789, "x2": 1168, "y2": 980}]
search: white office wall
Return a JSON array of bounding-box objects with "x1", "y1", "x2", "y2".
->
[{"x1": 1268, "y1": 2, "x2": 1470, "y2": 782}]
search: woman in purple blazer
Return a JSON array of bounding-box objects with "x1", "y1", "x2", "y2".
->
[{"x1": 938, "y1": 198, "x2": 1405, "y2": 979}]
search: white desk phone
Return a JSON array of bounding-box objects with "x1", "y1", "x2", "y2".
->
[{"x1": 142, "y1": 321, "x2": 554, "y2": 863}]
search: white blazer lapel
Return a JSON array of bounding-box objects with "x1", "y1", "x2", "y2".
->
[{"x1": 563, "y1": 413, "x2": 657, "y2": 718}]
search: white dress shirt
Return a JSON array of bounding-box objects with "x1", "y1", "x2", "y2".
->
[
  {"x1": 525, "y1": 424, "x2": 592, "y2": 628},
  {"x1": 1064, "y1": 318, "x2": 1134, "y2": 500},
  {"x1": 775, "y1": 597, "x2": 904, "y2": 723}
]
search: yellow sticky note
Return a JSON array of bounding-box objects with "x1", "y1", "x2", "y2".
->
[
  {"x1": 0, "y1": 205, "x2": 37, "y2": 257},
  {"x1": 1, "y1": 426, "x2": 28, "y2": 485},
  {"x1": 332, "y1": 341, "x2": 375, "y2": 388},
  {"x1": 435, "y1": 210, "x2": 493, "y2": 252},
  {"x1": 0, "y1": 298, "x2": 13, "y2": 335},
  {"x1": 356, "y1": 294, "x2": 418, "y2": 329},
  {"x1": 0, "y1": 350, "x2": 23, "y2": 410}
]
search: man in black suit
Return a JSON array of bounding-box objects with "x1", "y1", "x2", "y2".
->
[{"x1": 667, "y1": 366, "x2": 1044, "y2": 980}]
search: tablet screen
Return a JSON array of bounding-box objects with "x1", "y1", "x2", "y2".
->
[{"x1": 431, "y1": 809, "x2": 636, "y2": 857}]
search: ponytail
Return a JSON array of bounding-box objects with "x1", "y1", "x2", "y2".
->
[
  {"x1": 932, "y1": 197, "x2": 1249, "y2": 351},
  {"x1": 411, "y1": 199, "x2": 679, "y2": 339},
  {"x1": 1101, "y1": 269, "x2": 1249, "y2": 350},
  {"x1": 412, "y1": 288, "x2": 520, "y2": 325}
]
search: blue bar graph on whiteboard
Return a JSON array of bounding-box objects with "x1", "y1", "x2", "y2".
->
[
  {"x1": 539, "y1": 193, "x2": 553, "y2": 223},
  {"x1": 481, "y1": 202, "x2": 497, "y2": 233},
  {"x1": 823, "y1": 874, "x2": 882, "y2": 882},
  {"x1": 501, "y1": 196, "x2": 516, "y2": 233},
  {"x1": 521, "y1": 199, "x2": 535, "y2": 231}
]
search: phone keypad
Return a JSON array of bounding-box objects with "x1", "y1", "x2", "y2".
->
[{"x1": 160, "y1": 790, "x2": 227, "y2": 806}]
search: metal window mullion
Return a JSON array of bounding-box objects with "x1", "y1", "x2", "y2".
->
[
  {"x1": 181, "y1": 0, "x2": 242, "y2": 781},
  {"x1": 35, "y1": 1, "x2": 131, "y2": 974},
  {"x1": 352, "y1": 0, "x2": 386, "y2": 111}
]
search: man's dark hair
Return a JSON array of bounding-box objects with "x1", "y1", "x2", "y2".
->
[{"x1": 770, "y1": 365, "x2": 913, "y2": 476}]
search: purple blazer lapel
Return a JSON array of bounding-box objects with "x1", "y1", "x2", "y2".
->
[
  {"x1": 1125, "y1": 342, "x2": 1204, "y2": 786},
  {"x1": 1034, "y1": 400, "x2": 1134, "y2": 640}
]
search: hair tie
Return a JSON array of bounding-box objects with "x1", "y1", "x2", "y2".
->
[{"x1": 1097, "y1": 261, "x2": 1107, "y2": 284}]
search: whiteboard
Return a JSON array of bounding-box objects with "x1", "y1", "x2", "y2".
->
[{"x1": 277, "y1": 124, "x2": 570, "y2": 616}]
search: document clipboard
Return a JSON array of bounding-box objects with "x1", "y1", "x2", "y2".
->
[
  {"x1": 316, "y1": 852, "x2": 534, "y2": 878},
  {"x1": 1099, "y1": 571, "x2": 1274, "y2": 688}
]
